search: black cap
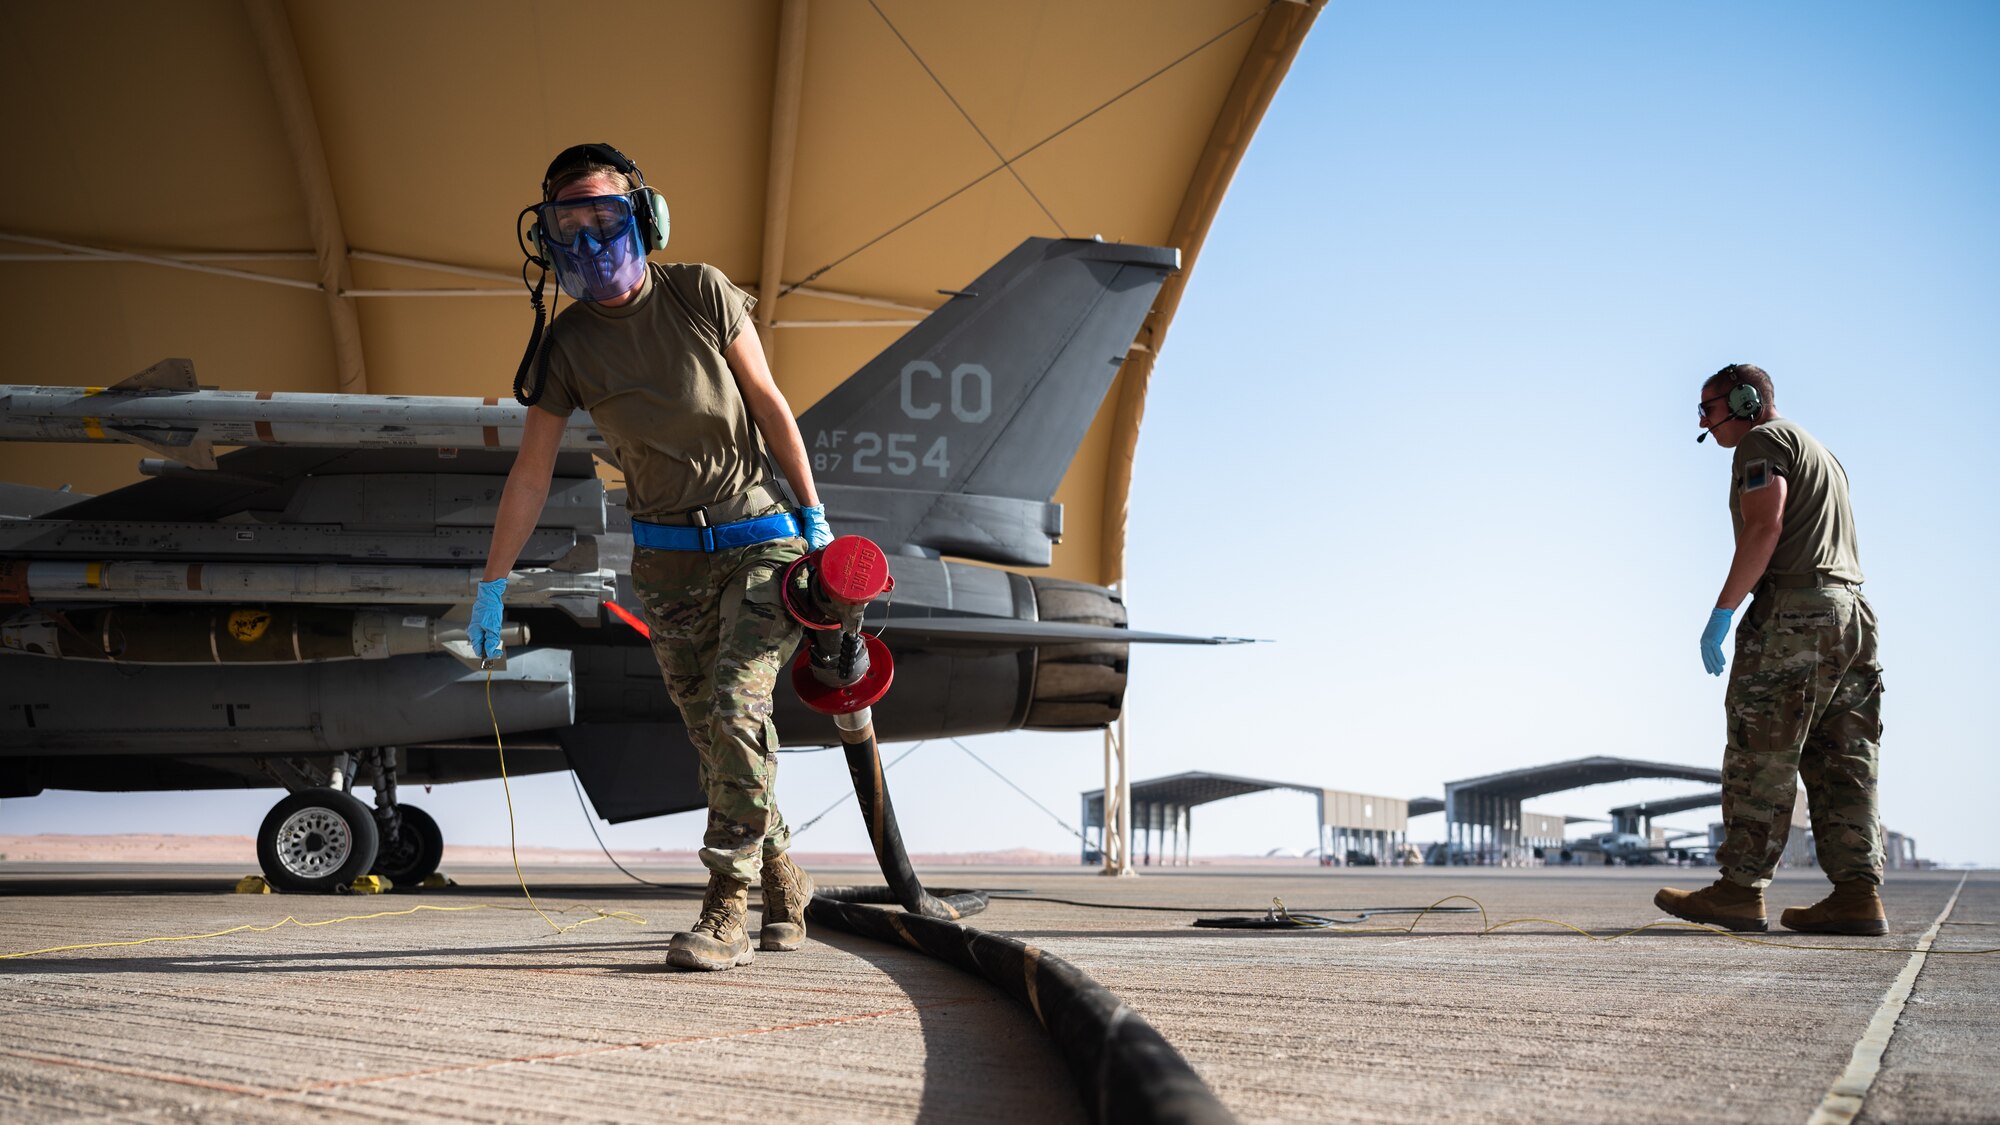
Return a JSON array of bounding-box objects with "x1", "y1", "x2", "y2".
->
[{"x1": 541, "y1": 143, "x2": 643, "y2": 200}]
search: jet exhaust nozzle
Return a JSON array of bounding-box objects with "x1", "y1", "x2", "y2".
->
[{"x1": 783, "y1": 535, "x2": 895, "y2": 715}]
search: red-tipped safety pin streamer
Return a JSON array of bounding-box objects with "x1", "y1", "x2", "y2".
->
[{"x1": 602, "y1": 599, "x2": 650, "y2": 638}]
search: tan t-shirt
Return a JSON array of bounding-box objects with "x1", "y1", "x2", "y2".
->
[
  {"x1": 1729, "y1": 417, "x2": 1864, "y2": 584},
  {"x1": 531, "y1": 263, "x2": 770, "y2": 520}
]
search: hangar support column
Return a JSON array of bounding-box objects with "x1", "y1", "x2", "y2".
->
[
  {"x1": 755, "y1": 0, "x2": 808, "y2": 366},
  {"x1": 1452, "y1": 794, "x2": 1462, "y2": 863},
  {"x1": 243, "y1": 0, "x2": 367, "y2": 395},
  {"x1": 1099, "y1": 0, "x2": 1324, "y2": 588},
  {"x1": 1099, "y1": 718, "x2": 1133, "y2": 876}
]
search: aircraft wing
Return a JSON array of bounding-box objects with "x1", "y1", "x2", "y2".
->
[{"x1": 869, "y1": 616, "x2": 1254, "y2": 647}]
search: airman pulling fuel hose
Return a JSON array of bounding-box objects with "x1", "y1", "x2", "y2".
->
[{"x1": 785, "y1": 538, "x2": 1235, "y2": 1125}]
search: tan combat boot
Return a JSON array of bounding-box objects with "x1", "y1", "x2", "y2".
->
[
  {"x1": 758, "y1": 851, "x2": 816, "y2": 952},
  {"x1": 1654, "y1": 877, "x2": 1767, "y2": 932},
  {"x1": 666, "y1": 873, "x2": 754, "y2": 971},
  {"x1": 1781, "y1": 880, "x2": 1889, "y2": 936}
]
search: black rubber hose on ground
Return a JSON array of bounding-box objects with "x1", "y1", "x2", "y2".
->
[
  {"x1": 807, "y1": 716, "x2": 1236, "y2": 1125},
  {"x1": 812, "y1": 725, "x2": 988, "y2": 920}
]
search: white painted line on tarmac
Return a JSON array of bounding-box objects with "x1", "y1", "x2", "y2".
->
[{"x1": 1804, "y1": 872, "x2": 1968, "y2": 1125}]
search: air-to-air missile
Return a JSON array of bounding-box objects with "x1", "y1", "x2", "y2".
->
[
  {"x1": 0, "y1": 560, "x2": 612, "y2": 611},
  {"x1": 1, "y1": 605, "x2": 528, "y2": 663},
  {"x1": 0, "y1": 647, "x2": 575, "y2": 755},
  {"x1": 1, "y1": 363, "x2": 617, "y2": 625},
  {"x1": 0, "y1": 359, "x2": 603, "y2": 468}
]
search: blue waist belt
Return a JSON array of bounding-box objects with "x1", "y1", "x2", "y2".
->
[{"x1": 631, "y1": 510, "x2": 802, "y2": 552}]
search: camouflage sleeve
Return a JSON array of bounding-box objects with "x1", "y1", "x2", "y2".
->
[{"x1": 698, "y1": 263, "x2": 758, "y2": 349}]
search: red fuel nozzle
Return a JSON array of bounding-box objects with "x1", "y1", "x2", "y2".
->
[
  {"x1": 783, "y1": 535, "x2": 896, "y2": 716},
  {"x1": 781, "y1": 535, "x2": 893, "y2": 632}
]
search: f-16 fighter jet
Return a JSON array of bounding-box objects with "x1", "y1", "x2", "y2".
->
[{"x1": 0, "y1": 238, "x2": 1238, "y2": 891}]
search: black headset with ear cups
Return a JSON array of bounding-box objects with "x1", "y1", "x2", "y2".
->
[{"x1": 538, "y1": 142, "x2": 671, "y2": 252}]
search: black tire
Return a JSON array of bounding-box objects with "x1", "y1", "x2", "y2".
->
[
  {"x1": 370, "y1": 804, "x2": 445, "y2": 888},
  {"x1": 257, "y1": 788, "x2": 381, "y2": 894}
]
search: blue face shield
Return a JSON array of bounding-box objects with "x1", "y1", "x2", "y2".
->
[{"x1": 537, "y1": 194, "x2": 648, "y2": 302}]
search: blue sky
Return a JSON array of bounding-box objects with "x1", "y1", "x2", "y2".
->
[{"x1": 7, "y1": 2, "x2": 1996, "y2": 867}]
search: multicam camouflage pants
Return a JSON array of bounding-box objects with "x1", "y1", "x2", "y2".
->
[
  {"x1": 630, "y1": 524, "x2": 804, "y2": 883},
  {"x1": 1715, "y1": 585, "x2": 1884, "y2": 888}
]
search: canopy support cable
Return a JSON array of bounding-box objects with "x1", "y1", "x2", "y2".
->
[
  {"x1": 782, "y1": 1, "x2": 1276, "y2": 297},
  {"x1": 867, "y1": 0, "x2": 1067, "y2": 237}
]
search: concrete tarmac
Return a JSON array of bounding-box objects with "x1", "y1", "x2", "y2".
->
[{"x1": 0, "y1": 864, "x2": 1993, "y2": 1123}]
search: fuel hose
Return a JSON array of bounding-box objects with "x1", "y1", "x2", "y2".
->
[{"x1": 805, "y1": 710, "x2": 1235, "y2": 1125}]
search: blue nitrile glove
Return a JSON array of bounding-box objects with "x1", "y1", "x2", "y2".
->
[
  {"x1": 799, "y1": 505, "x2": 833, "y2": 552},
  {"x1": 1700, "y1": 607, "x2": 1734, "y2": 676},
  {"x1": 471, "y1": 578, "x2": 508, "y2": 660}
]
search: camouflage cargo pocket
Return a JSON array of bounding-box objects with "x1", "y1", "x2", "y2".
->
[{"x1": 1729, "y1": 602, "x2": 1831, "y2": 754}]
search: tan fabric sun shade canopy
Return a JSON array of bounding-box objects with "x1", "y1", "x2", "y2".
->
[{"x1": 0, "y1": 0, "x2": 1320, "y2": 585}]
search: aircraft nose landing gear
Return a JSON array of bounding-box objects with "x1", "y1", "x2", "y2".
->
[
  {"x1": 369, "y1": 804, "x2": 445, "y2": 888},
  {"x1": 252, "y1": 748, "x2": 444, "y2": 892},
  {"x1": 256, "y1": 787, "x2": 380, "y2": 894},
  {"x1": 363, "y1": 748, "x2": 446, "y2": 888}
]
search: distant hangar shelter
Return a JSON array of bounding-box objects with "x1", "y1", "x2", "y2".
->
[
  {"x1": 1443, "y1": 756, "x2": 1722, "y2": 865},
  {"x1": 0, "y1": 0, "x2": 1324, "y2": 590},
  {"x1": 1610, "y1": 789, "x2": 1724, "y2": 837},
  {"x1": 1081, "y1": 771, "x2": 1413, "y2": 866}
]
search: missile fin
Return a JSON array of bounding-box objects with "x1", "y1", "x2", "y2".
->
[
  {"x1": 109, "y1": 357, "x2": 200, "y2": 393},
  {"x1": 104, "y1": 425, "x2": 217, "y2": 470}
]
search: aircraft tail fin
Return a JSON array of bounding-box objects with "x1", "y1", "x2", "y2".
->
[{"x1": 798, "y1": 237, "x2": 1177, "y2": 567}]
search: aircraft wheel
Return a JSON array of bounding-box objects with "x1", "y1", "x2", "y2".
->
[
  {"x1": 370, "y1": 804, "x2": 445, "y2": 887},
  {"x1": 257, "y1": 788, "x2": 381, "y2": 893}
]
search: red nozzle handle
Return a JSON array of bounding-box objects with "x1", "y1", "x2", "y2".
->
[{"x1": 782, "y1": 535, "x2": 894, "y2": 630}]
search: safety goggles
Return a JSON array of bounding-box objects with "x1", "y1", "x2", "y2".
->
[
  {"x1": 1697, "y1": 393, "x2": 1730, "y2": 425},
  {"x1": 536, "y1": 193, "x2": 639, "y2": 248}
]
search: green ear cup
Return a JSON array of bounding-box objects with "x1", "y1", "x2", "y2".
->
[
  {"x1": 1727, "y1": 382, "x2": 1762, "y2": 420},
  {"x1": 638, "y1": 187, "x2": 671, "y2": 251}
]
